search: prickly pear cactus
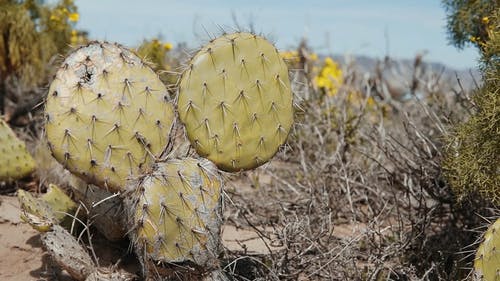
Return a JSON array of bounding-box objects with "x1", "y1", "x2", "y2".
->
[
  {"x1": 18, "y1": 184, "x2": 76, "y2": 232},
  {"x1": 178, "y1": 32, "x2": 293, "y2": 172},
  {"x1": 0, "y1": 118, "x2": 36, "y2": 181},
  {"x1": 43, "y1": 183, "x2": 78, "y2": 221},
  {"x1": 45, "y1": 41, "x2": 175, "y2": 191},
  {"x1": 125, "y1": 158, "x2": 223, "y2": 277},
  {"x1": 42, "y1": 225, "x2": 96, "y2": 281},
  {"x1": 474, "y1": 218, "x2": 500, "y2": 281}
]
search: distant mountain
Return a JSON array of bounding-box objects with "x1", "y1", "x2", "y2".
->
[{"x1": 330, "y1": 54, "x2": 481, "y2": 92}]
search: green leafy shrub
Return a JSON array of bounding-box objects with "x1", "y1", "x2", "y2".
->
[{"x1": 443, "y1": 4, "x2": 499, "y2": 202}]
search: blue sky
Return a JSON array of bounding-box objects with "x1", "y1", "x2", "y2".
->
[{"x1": 73, "y1": 0, "x2": 479, "y2": 69}]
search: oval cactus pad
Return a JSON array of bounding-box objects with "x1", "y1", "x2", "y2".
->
[
  {"x1": 178, "y1": 32, "x2": 293, "y2": 172},
  {"x1": 128, "y1": 158, "x2": 222, "y2": 267},
  {"x1": 45, "y1": 42, "x2": 175, "y2": 191}
]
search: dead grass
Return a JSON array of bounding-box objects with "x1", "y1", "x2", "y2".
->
[{"x1": 218, "y1": 52, "x2": 495, "y2": 281}]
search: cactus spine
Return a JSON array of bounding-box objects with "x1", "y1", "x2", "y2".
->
[
  {"x1": 178, "y1": 32, "x2": 294, "y2": 172},
  {"x1": 0, "y1": 118, "x2": 36, "y2": 181}
]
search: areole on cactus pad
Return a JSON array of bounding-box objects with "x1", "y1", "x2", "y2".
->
[
  {"x1": 44, "y1": 42, "x2": 175, "y2": 191},
  {"x1": 178, "y1": 32, "x2": 294, "y2": 172}
]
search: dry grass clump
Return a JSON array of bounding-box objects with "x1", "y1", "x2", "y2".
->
[{"x1": 220, "y1": 51, "x2": 495, "y2": 280}]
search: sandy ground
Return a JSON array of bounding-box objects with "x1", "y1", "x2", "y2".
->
[
  {"x1": 0, "y1": 165, "x2": 369, "y2": 281},
  {"x1": 0, "y1": 193, "x2": 285, "y2": 281},
  {"x1": 0, "y1": 195, "x2": 73, "y2": 281}
]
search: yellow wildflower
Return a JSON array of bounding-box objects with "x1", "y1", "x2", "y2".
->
[
  {"x1": 279, "y1": 50, "x2": 298, "y2": 60},
  {"x1": 163, "y1": 42, "x2": 173, "y2": 51},
  {"x1": 309, "y1": 53, "x2": 318, "y2": 61},
  {"x1": 50, "y1": 14, "x2": 58, "y2": 21},
  {"x1": 482, "y1": 16, "x2": 489, "y2": 24},
  {"x1": 68, "y1": 13, "x2": 79, "y2": 22},
  {"x1": 314, "y1": 57, "x2": 343, "y2": 96}
]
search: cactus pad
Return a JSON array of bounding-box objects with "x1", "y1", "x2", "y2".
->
[
  {"x1": 474, "y1": 218, "x2": 500, "y2": 280},
  {"x1": 178, "y1": 32, "x2": 293, "y2": 172},
  {"x1": 0, "y1": 118, "x2": 36, "y2": 181},
  {"x1": 42, "y1": 225, "x2": 95, "y2": 281},
  {"x1": 126, "y1": 158, "x2": 223, "y2": 270},
  {"x1": 45, "y1": 41, "x2": 175, "y2": 191},
  {"x1": 18, "y1": 184, "x2": 77, "y2": 232}
]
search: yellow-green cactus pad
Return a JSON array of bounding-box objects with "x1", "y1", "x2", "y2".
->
[
  {"x1": 0, "y1": 119, "x2": 36, "y2": 181},
  {"x1": 126, "y1": 158, "x2": 222, "y2": 269},
  {"x1": 45, "y1": 41, "x2": 175, "y2": 191},
  {"x1": 42, "y1": 183, "x2": 77, "y2": 222},
  {"x1": 474, "y1": 218, "x2": 500, "y2": 280},
  {"x1": 18, "y1": 189, "x2": 57, "y2": 232},
  {"x1": 18, "y1": 184, "x2": 77, "y2": 232},
  {"x1": 178, "y1": 32, "x2": 293, "y2": 172}
]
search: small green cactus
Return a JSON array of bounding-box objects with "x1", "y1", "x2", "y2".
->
[
  {"x1": 0, "y1": 118, "x2": 36, "y2": 181},
  {"x1": 474, "y1": 218, "x2": 500, "y2": 280},
  {"x1": 45, "y1": 41, "x2": 175, "y2": 191},
  {"x1": 178, "y1": 32, "x2": 294, "y2": 172}
]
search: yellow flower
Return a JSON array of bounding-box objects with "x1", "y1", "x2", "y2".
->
[
  {"x1": 163, "y1": 42, "x2": 173, "y2": 51},
  {"x1": 482, "y1": 16, "x2": 489, "y2": 24},
  {"x1": 50, "y1": 14, "x2": 59, "y2": 21},
  {"x1": 314, "y1": 57, "x2": 343, "y2": 96},
  {"x1": 281, "y1": 51, "x2": 296, "y2": 58},
  {"x1": 325, "y1": 57, "x2": 335, "y2": 66},
  {"x1": 470, "y1": 36, "x2": 477, "y2": 42},
  {"x1": 68, "y1": 13, "x2": 79, "y2": 22},
  {"x1": 309, "y1": 53, "x2": 318, "y2": 61}
]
